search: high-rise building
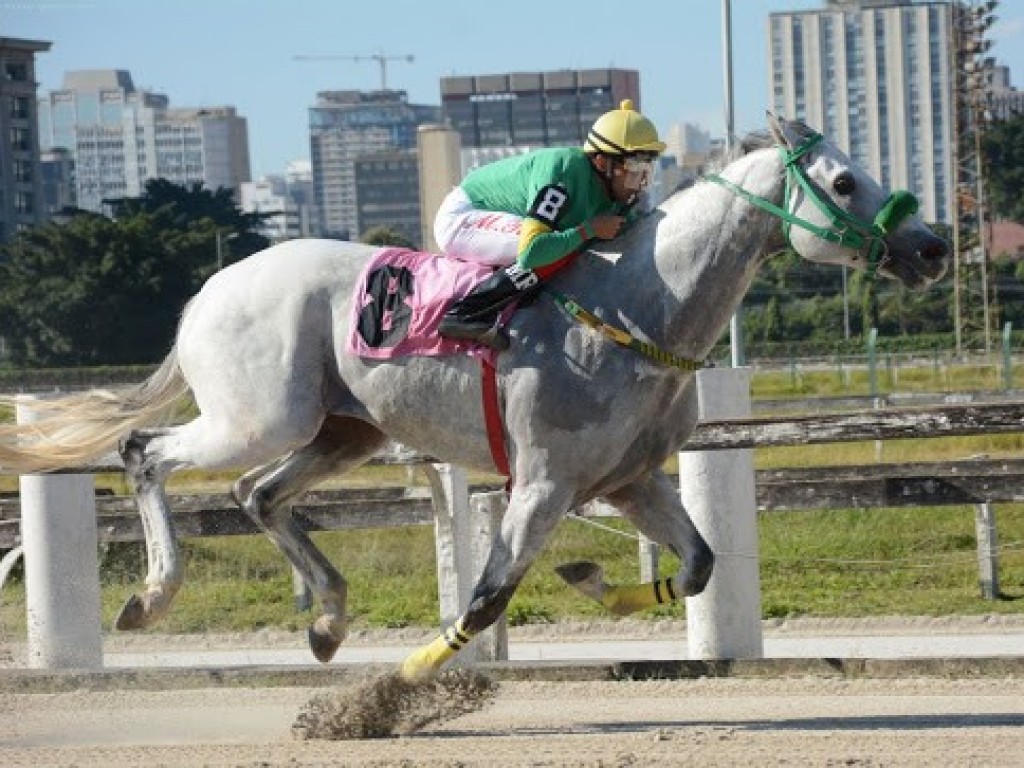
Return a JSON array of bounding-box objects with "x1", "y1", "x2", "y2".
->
[
  {"x1": 986, "y1": 64, "x2": 1024, "y2": 121},
  {"x1": 37, "y1": 70, "x2": 251, "y2": 213},
  {"x1": 440, "y1": 68, "x2": 641, "y2": 150},
  {"x1": 39, "y1": 148, "x2": 76, "y2": 216},
  {"x1": 308, "y1": 89, "x2": 440, "y2": 242},
  {"x1": 0, "y1": 36, "x2": 51, "y2": 242},
  {"x1": 769, "y1": 1, "x2": 954, "y2": 223}
]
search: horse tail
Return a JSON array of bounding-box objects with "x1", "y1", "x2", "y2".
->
[{"x1": 0, "y1": 343, "x2": 189, "y2": 475}]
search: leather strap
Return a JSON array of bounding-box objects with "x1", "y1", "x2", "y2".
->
[{"x1": 480, "y1": 356, "x2": 510, "y2": 478}]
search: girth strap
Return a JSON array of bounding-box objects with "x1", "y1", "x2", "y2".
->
[{"x1": 480, "y1": 357, "x2": 510, "y2": 478}]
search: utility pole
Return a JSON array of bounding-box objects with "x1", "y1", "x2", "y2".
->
[
  {"x1": 293, "y1": 50, "x2": 415, "y2": 90},
  {"x1": 951, "y1": 0, "x2": 999, "y2": 356},
  {"x1": 722, "y1": 0, "x2": 743, "y2": 368}
]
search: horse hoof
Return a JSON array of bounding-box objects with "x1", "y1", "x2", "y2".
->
[
  {"x1": 114, "y1": 593, "x2": 148, "y2": 631},
  {"x1": 308, "y1": 626, "x2": 342, "y2": 663},
  {"x1": 555, "y1": 561, "x2": 607, "y2": 602}
]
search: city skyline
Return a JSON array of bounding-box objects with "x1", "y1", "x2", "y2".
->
[{"x1": 10, "y1": 0, "x2": 1024, "y2": 179}]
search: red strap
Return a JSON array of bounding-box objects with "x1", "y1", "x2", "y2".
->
[
  {"x1": 477, "y1": 253, "x2": 579, "y2": 481},
  {"x1": 535, "y1": 250, "x2": 579, "y2": 280},
  {"x1": 480, "y1": 357, "x2": 510, "y2": 478}
]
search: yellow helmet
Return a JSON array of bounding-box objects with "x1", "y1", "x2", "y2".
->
[{"x1": 584, "y1": 99, "x2": 666, "y2": 156}]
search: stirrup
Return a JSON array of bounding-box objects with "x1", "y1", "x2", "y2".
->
[{"x1": 438, "y1": 318, "x2": 511, "y2": 351}]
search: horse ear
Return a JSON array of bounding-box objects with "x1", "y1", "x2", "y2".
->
[
  {"x1": 766, "y1": 111, "x2": 796, "y2": 149},
  {"x1": 765, "y1": 112, "x2": 786, "y2": 148}
]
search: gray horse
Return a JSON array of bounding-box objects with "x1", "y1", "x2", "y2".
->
[{"x1": 0, "y1": 115, "x2": 947, "y2": 681}]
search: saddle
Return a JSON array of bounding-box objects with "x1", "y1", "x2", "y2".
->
[{"x1": 345, "y1": 247, "x2": 499, "y2": 360}]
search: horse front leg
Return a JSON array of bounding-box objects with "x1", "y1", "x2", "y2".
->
[
  {"x1": 399, "y1": 480, "x2": 570, "y2": 682},
  {"x1": 115, "y1": 429, "x2": 186, "y2": 630},
  {"x1": 556, "y1": 469, "x2": 714, "y2": 616}
]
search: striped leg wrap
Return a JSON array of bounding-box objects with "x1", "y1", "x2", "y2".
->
[
  {"x1": 399, "y1": 618, "x2": 477, "y2": 683},
  {"x1": 653, "y1": 577, "x2": 677, "y2": 604},
  {"x1": 602, "y1": 577, "x2": 679, "y2": 616},
  {"x1": 443, "y1": 622, "x2": 472, "y2": 651}
]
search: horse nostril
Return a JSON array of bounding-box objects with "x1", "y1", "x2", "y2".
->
[{"x1": 921, "y1": 239, "x2": 948, "y2": 263}]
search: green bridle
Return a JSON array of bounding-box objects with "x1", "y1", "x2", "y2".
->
[{"x1": 707, "y1": 132, "x2": 920, "y2": 277}]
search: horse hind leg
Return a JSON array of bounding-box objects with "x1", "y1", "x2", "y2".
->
[
  {"x1": 114, "y1": 427, "x2": 189, "y2": 630},
  {"x1": 116, "y1": 414, "x2": 313, "y2": 631},
  {"x1": 232, "y1": 415, "x2": 387, "y2": 663}
]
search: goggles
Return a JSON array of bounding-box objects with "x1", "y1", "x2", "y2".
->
[
  {"x1": 621, "y1": 155, "x2": 656, "y2": 174},
  {"x1": 618, "y1": 154, "x2": 656, "y2": 189}
]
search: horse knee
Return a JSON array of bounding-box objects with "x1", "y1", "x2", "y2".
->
[
  {"x1": 462, "y1": 584, "x2": 516, "y2": 634},
  {"x1": 238, "y1": 483, "x2": 283, "y2": 528},
  {"x1": 679, "y1": 546, "x2": 715, "y2": 596}
]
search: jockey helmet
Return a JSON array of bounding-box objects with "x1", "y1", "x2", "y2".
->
[{"x1": 584, "y1": 99, "x2": 666, "y2": 157}]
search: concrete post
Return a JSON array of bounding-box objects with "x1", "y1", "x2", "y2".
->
[
  {"x1": 428, "y1": 466, "x2": 509, "y2": 663},
  {"x1": 291, "y1": 566, "x2": 312, "y2": 612},
  {"x1": 975, "y1": 502, "x2": 1000, "y2": 599},
  {"x1": 679, "y1": 367, "x2": 763, "y2": 659},
  {"x1": 428, "y1": 463, "x2": 473, "y2": 631},
  {"x1": 638, "y1": 534, "x2": 659, "y2": 583},
  {"x1": 469, "y1": 491, "x2": 508, "y2": 661},
  {"x1": 16, "y1": 398, "x2": 103, "y2": 669}
]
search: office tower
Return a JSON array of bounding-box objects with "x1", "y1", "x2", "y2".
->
[
  {"x1": 37, "y1": 70, "x2": 251, "y2": 213},
  {"x1": 39, "y1": 148, "x2": 76, "y2": 216},
  {"x1": 0, "y1": 36, "x2": 51, "y2": 242},
  {"x1": 308, "y1": 89, "x2": 440, "y2": 242},
  {"x1": 440, "y1": 68, "x2": 641, "y2": 150},
  {"x1": 769, "y1": 1, "x2": 954, "y2": 223}
]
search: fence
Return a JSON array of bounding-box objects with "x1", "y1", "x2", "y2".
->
[{"x1": 5, "y1": 372, "x2": 1024, "y2": 670}]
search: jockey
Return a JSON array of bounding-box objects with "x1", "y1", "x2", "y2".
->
[{"x1": 435, "y1": 99, "x2": 666, "y2": 350}]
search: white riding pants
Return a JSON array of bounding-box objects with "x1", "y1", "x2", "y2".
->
[{"x1": 434, "y1": 187, "x2": 522, "y2": 267}]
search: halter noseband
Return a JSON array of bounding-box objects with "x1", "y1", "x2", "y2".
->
[{"x1": 707, "y1": 133, "x2": 919, "y2": 277}]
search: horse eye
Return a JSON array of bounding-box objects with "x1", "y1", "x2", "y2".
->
[{"x1": 833, "y1": 172, "x2": 856, "y2": 196}]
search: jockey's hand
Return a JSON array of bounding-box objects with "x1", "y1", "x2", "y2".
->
[{"x1": 590, "y1": 215, "x2": 626, "y2": 240}]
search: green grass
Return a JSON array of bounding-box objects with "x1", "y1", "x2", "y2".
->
[
  {"x1": 4, "y1": 503, "x2": 1024, "y2": 635},
  {"x1": 3, "y1": 359, "x2": 1024, "y2": 635}
]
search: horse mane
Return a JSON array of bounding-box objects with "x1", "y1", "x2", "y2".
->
[
  {"x1": 702, "y1": 130, "x2": 774, "y2": 176},
  {"x1": 701, "y1": 118, "x2": 819, "y2": 176},
  {"x1": 657, "y1": 118, "x2": 819, "y2": 208}
]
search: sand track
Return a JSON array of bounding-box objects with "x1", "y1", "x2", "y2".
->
[{"x1": 3, "y1": 676, "x2": 1024, "y2": 766}]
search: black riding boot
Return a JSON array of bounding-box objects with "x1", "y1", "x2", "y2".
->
[{"x1": 438, "y1": 264, "x2": 540, "y2": 350}]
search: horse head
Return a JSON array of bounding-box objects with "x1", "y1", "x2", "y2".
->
[{"x1": 762, "y1": 113, "x2": 949, "y2": 290}]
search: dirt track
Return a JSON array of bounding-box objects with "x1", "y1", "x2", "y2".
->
[{"x1": 4, "y1": 676, "x2": 1024, "y2": 767}]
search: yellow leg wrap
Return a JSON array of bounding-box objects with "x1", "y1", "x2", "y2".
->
[
  {"x1": 601, "y1": 577, "x2": 677, "y2": 616},
  {"x1": 398, "y1": 619, "x2": 476, "y2": 683}
]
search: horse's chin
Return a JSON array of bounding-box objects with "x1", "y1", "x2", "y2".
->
[{"x1": 879, "y1": 258, "x2": 947, "y2": 290}]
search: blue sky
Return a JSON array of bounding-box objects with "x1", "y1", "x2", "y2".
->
[{"x1": 7, "y1": 0, "x2": 1024, "y2": 178}]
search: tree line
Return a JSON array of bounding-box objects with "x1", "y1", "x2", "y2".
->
[{"x1": 1, "y1": 116, "x2": 1022, "y2": 368}]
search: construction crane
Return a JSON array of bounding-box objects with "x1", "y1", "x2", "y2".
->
[{"x1": 292, "y1": 51, "x2": 415, "y2": 91}]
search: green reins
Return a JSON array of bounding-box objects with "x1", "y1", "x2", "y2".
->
[
  {"x1": 549, "y1": 132, "x2": 918, "y2": 374},
  {"x1": 708, "y1": 132, "x2": 919, "y2": 278}
]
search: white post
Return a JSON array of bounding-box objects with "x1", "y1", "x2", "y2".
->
[
  {"x1": 679, "y1": 367, "x2": 763, "y2": 659},
  {"x1": 291, "y1": 566, "x2": 312, "y2": 612},
  {"x1": 975, "y1": 502, "x2": 999, "y2": 599},
  {"x1": 469, "y1": 491, "x2": 508, "y2": 661},
  {"x1": 638, "y1": 534, "x2": 659, "y2": 583},
  {"x1": 428, "y1": 463, "x2": 473, "y2": 629},
  {"x1": 16, "y1": 398, "x2": 103, "y2": 669}
]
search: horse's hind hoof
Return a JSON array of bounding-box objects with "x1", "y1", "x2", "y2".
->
[
  {"x1": 555, "y1": 561, "x2": 607, "y2": 602},
  {"x1": 308, "y1": 626, "x2": 342, "y2": 663},
  {"x1": 114, "y1": 593, "x2": 148, "y2": 631}
]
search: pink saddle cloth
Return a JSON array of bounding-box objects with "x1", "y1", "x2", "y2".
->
[{"x1": 345, "y1": 247, "x2": 497, "y2": 360}]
